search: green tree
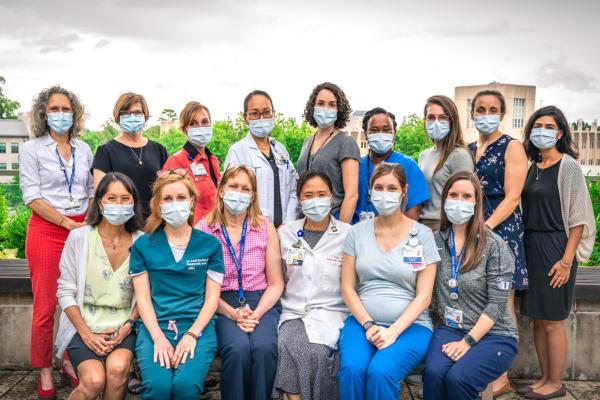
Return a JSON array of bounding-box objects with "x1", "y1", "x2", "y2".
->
[
  {"x1": 80, "y1": 123, "x2": 119, "y2": 154},
  {"x1": 159, "y1": 108, "x2": 177, "y2": 122},
  {"x1": 270, "y1": 116, "x2": 313, "y2": 166},
  {"x1": 394, "y1": 114, "x2": 431, "y2": 161},
  {"x1": 0, "y1": 76, "x2": 20, "y2": 119},
  {"x1": 154, "y1": 128, "x2": 188, "y2": 155}
]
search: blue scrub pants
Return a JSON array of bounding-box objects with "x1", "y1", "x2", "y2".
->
[
  {"x1": 136, "y1": 320, "x2": 217, "y2": 400},
  {"x1": 217, "y1": 290, "x2": 280, "y2": 400},
  {"x1": 423, "y1": 326, "x2": 518, "y2": 400},
  {"x1": 338, "y1": 316, "x2": 432, "y2": 400}
]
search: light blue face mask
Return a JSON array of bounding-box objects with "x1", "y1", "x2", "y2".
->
[
  {"x1": 47, "y1": 112, "x2": 73, "y2": 135},
  {"x1": 187, "y1": 126, "x2": 213, "y2": 147},
  {"x1": 370, "y1": 190, "x2": 402, "y2": 216},
  {"x1": 444, "y1": 199, "x2": 475, "y2": 225},
  {"x1": 474, "y1": 115, "x2": 501, "y2": 135},
  {"x1": 120, "y1": 114, "x2": 146, "y2": 134},
  {"x1": 530, "y1": 127, "x2": 558, "y2": 150},
  {"x1": 426, "y1": 120, "x2": 450, "y2": 141},
  {"x1": 223, "y1": 191, "x2": 252, "y2": 215},
  {"x1": 301, "y1": 197, "x2": 332, "y2": 222},
  {"x1": 249, "y1": 118, "x2": 274, "y2": 138},
  {"x1": 101, "y1": 203, "x2": 135, "y2": 225},
  {"x1": 160, "y1": 201, "x2": 191, "y2": 227},
  {"x1": 367, "y1": 133, "x2": 394, "y2": 155},
  {"x1": 313, "y1": 107, "x2": 338, "y2": 128}
]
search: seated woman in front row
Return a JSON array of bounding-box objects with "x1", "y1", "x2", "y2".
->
[
  {"x1": 339, "y1": 162, "x2": 440, "y2": 400},
  {"x1": 56, "y1": 172, "x2": 144, "y2": 400},
  {"x1": 273, "y1": 171, "x2": 351, "y2": 400},
  {"x1": 423, "y1": 171, "x2": 518, "y2": 400},
  {"x1": 131, "y1": 170, "x2": 225, "y2": 400}
]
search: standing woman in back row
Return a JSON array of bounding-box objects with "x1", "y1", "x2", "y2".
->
[
  {"x1": 467, "y1": 90, "x2": 528, "y2": 395},
  {"x1": 19, "y1": 85, "x2": 94, "y2": 399},
  {"x1": 419, "y1": 95, "x2": 474, "y2": 232},
  {"x1": 297, "y1": 82, "x2": 360, "y2": 223},
  {"x1": 518, "y1": 106, "x2": 596, "y2": 400},
  {"x1": 92, "y1": 92, "x2": 169, "y2": 219},
  {"x1": 224, "y1": 90, "x2": 298, "y2": 228}
]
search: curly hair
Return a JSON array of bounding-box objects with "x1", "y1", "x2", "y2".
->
[
  {"x1": 362, "y1": 107, "x2": 398, "y2": 132},
  {"x1": 30, "y1": 85, "x2": 85, "y2": 138},
  {"x1": 303, "y1": 82, "x2": 351, "y2": 129}
]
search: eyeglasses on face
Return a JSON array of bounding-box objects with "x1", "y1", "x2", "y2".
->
[
  {"x1": 157, "y1": 168, "x2": 188, "y2": 178},
  {"x1": 245, "y1": 109, "x2": 275, "y2": 120}
]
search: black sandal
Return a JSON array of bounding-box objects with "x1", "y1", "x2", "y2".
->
[{"x1": 127, "y1": 371, "x2": 141, "y2": 395}]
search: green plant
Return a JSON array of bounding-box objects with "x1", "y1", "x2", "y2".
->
[
  {"x1": 2, "y1": 206, "x2": 31, "y2": 258},
  {"x1": 394, "y1": 114, "x2": 431, "y2": 162}
]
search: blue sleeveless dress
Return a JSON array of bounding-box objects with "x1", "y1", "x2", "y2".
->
[{"x1": 469, "y1": 134, "x2": 527, "y2": 290}]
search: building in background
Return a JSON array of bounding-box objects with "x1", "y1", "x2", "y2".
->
[
  {"x1": 454, "y1": 82, "x2": 536, "y2": 143},
  {"x1": 573, "y1": 119, "x2": 600, "y2": 177},
  {"x1": 0, "y1": 114, "x2": 31, "y2": 183},
  {"x1": 346, "y1": 110, "x2": 369, "y2": 156}
]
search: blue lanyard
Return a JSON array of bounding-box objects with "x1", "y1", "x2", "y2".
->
[
  {"x1": 55, "y1": 145, "x2": 76, "y2": 200},
  {"x1": 221, "y1": 218, "x2": 248, "y2": 306},
  {"x1": 448, "y1": 228, "x2": 464, "y2": 299}
]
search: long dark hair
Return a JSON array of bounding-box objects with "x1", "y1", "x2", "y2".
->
[
  {"x1": 523, "y1": 105, "x2": 579, "y2": 162},
  {"x1": 297, "y1": 170, "x2": 333, "y2": 199},
  {"x1": 87, "y1": 172, "x2": 144, "y2": 233},
  {"x1": 439, "y1": 172, "x2": 488, "y2": 273}
]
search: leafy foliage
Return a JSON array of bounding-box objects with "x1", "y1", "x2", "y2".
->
[
  {"x1": 394, "y1": 114, "x2": 431, "y2": 162},
  {"x1": 0, "y1": 76, "x2": 20, "y2": 119},
  {"x1": 582, "y1": 178, "x2": 600, "y2": 266}
]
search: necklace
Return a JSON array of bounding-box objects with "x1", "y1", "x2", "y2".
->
[
  {"x1": 535, "y1": 164, "x2": 544, "y2": 181},
  {"x1": 99, "y1": 232, "x2": 123, "y2": 250},
  {"x1": 307, "y1": 130, "x2": 336, "y2": 170},
  {"x1": 128, "y1": 145, "x2": 144, "y2": 165}
]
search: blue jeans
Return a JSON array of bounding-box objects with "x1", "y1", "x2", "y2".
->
[
  {"x1": 423, "y1": 326, "x2": 518, "y2": 400},
  {"x1": 338, "y1": 316, "x2": 432, "y2": 400}
]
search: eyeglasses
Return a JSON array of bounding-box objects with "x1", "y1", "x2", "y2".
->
[
  {"x1": 245, "y1": 109, "x2": 275, "y2": 120},
  {"x1": 156, "y1": 168, "x2": 188, "y2": 178},
  {"x1": 120, "y1": 111, "x2": 145, "y2": 118},
  {"x1": 425, "y1": 114, "x2": 450, "y2": 123}
]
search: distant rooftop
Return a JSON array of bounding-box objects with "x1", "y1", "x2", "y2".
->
[
  {"x1": 455, "y1": 81, "x2": 536, "y2": 89},
  {"x1": 0, "y1": 119, "x2": 30, "y2": 138}
]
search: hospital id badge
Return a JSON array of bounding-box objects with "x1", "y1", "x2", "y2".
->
[
  {"x1": 444, "y1": 306, "x2": 464, "y2": 329},
  {"x1": 191, "y1": 162, "x2": 207, "y2": 176},
  {"x1": 359, "y1": 211, "x2": 375, "y2": 221},
  {"x1": 403, "y1": 245, "x2": 425, "y2": 271},
  {"x1": 286, "y1": 246, "x2": 305, "y2": 266},
  {"x1": 63, "y1": 199, "x2": 79, "y2": 211}
]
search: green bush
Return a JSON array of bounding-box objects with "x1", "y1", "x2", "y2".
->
[
  {"x1": 582, "y1": 179, "x2": 600, "y2": 266},
  {"x1": 2, "y1": 207, "x2": 30, "y2": 258}
]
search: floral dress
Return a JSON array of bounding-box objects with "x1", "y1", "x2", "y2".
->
[{"x1": 469, "y1": 134, "x2": 527, "y2": 290}]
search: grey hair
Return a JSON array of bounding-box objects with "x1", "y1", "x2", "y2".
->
[{"x1": 30, "y1": 85, "x2": 85, "y2": 138}]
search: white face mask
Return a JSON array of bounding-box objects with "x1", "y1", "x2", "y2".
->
[
  {"x1": 301, "y1": 197, "x2": 332, "y2": 222},
  {"x1": 223, "y1": 191, "x2": 252, "y2": 215},
  {"x1": 444, "y1": 199, "x2": 475, "y2": 225},
  {"x1": 160, "y1": 201, "x2": 191, "y2": 227},
  {"x1": 187, "y1": 126, "x2": 213, "y2": 147},
  {"x1": 370, "y1": 190, "x2": 402, "y2": 216}
]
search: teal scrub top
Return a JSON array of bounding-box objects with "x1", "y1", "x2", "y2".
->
[{"x1": 130, "y1": 227, "x2": 225, "y2": 323}]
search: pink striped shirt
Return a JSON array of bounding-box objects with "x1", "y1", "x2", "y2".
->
[{"x1": 197, "y1": 217, "x2": 269, "y2": 292}]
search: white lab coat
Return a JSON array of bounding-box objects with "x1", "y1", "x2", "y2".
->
[{"x1": 224, "y1": 134, "x2": 299, "y2": 224}]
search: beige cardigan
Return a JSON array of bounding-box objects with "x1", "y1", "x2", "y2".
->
[{"x1": 558, "y1": 154, "x2": 597, "y2": 262}]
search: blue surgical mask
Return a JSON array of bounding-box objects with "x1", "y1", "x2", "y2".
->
[
  {"x1": 223, "y1": 191, "x2": 252, "y2": 215},
  {"x1": 47, "y1": 112, "x2": 73, "y2": 135},
  {"x1": 426, "y1": 120, "x2": 450, "y2": 141},
  {"x1": 474, "y1": 115, "x2": 500, "y2": 135},
  {"x1": 120, "y1": 114, "x2": 146, "y2": 134},
  {"x1": 444, "y1": 199, "x2": 475, "y2": 225},
  {"x1": 301, "y1": 197, "x2": 331, "y2": 222},
  {"x1": 160, "y1": 201, "x2": 191, "y2": 227},
  {"x1": 367, "y1": 133, "x2": 394, "y2": 155},
  {"x1": 313, "y1": 107, "x2": 338, "y2": 128},
  {"x1": 370, "y1": 190, "x2": 402, "y2": 216},
  {"x1": 187, "y1": 126, "x2": 213, "y2": 147},
  {"x1": 248, "y1": 118, "x2": 274, "y2": 138},
  {"x1": 101, "y1": 203, "x2": 135, "y2": 226},
  {"x1": 530, "y1": 128, "x2": 558, "y2": 150}
]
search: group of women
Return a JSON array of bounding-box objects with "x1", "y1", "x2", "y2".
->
[{"x1": 20, "y1": 82, "x2": 596, "y2": 400}]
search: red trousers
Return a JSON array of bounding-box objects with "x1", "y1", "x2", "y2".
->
[{"x1": 25, "y1": 212, "x2": 85, "y2": 368}]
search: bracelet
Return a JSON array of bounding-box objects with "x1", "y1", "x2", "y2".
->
[
  {"x1": 559, "y1": 259, "x2": 571, "y2": 268},
  {"x1": 184, "y1": 331, "x2": 200, "y2": 340}
]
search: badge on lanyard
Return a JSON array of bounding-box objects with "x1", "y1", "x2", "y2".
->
[
  {"x1": 191, "y1": 162, "x2": 207, "y2": 176},
  {"x1": 444, "y1": 306, "x2": 464, "y2": 329},
  {"x1": 403, "y1": 229, "x2": 425, "y2": 271},
  {"x1": 286, "y1": 230, "x2": 305, "y2": 266}
]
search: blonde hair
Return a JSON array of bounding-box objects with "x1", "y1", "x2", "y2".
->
[
  {"x1": 205, "y1": 165, "x2": 262, "y2": 229},
  {"x1": 145, "y1": 173, "x2": 198, "y2": 233},
  {"x1": 179, "y1": 101, "x2": 211, "y2": 133}
]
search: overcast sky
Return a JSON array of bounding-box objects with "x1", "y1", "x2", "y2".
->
[{"x1": 1, "y1": 0, "x2": 599, "y2": 130}]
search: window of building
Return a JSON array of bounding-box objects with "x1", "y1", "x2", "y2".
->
[
  {"x1": 0, "y1": 143, "x2": 5, "y2": 153},
  {"x1": 10, "y1": 142, "x2": 18, "y2": 153},
  {"x1": 0, "y1": 163, "x2": 6, "y2": 170},
  {"x1": 11, "y1": 163, "x2": 19, "y2": 170},
  {"x1": 466, "y1": 99, "x2": 472, "y2": 128},
  {"x1": 512, "y1": 98, "x2": 525, "y2": 129}
]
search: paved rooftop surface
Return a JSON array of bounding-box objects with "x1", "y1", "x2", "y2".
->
[{"x1": 1, "y1": 369, "x2": 599, "y2": 399}]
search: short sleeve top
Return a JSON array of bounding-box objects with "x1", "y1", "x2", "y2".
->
[{"x1": 343, "y1": 219, "x2": 440, "y2": 329}]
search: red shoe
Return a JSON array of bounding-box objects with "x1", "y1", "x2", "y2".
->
[
  {"x1": 59, "y1": 365, "x2": 80, "y2": 387},
  {"x1": 37, "y1": 377, "x2": 57, "y2": 400}
]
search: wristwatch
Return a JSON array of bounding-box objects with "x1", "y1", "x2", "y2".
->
[
  {"x1": 362, "y1": 320, "x2": 377, "y2": 331},
  {"x1": 464, "y1": 334, "x2": 477, "y2": 347}
]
